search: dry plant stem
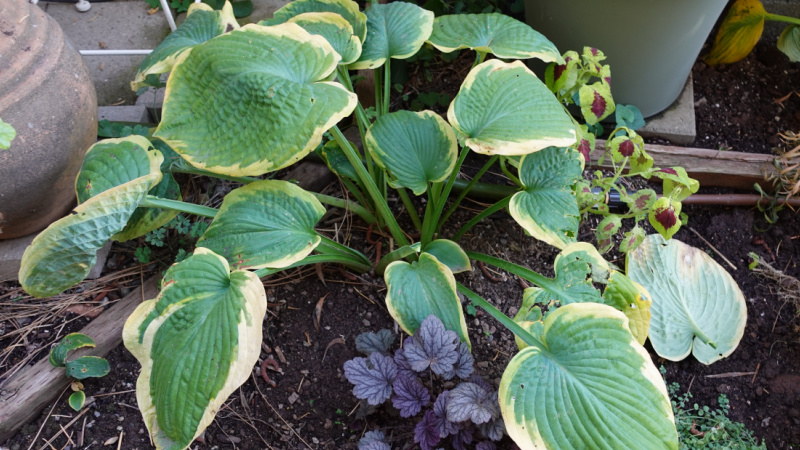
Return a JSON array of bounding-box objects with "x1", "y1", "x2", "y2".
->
[
  {"x1": 251, "y1": 373, "x2": 311, "y2": 449},
  {"x1": 683, "y1": 194, "x2": 800, "y2": 208},
  {"x1": 687, "y1": 227, "x2": 738, "y2": 271}
]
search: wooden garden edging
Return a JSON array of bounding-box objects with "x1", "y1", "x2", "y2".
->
[
  {"x1": 0, "y1": 277, "x2": 160, "y2": 444},
  {"x1": 592, "y1": 140, "x2": 781, "y2": 190}
]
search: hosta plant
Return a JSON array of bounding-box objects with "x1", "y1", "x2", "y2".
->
[{"x1": 18, "y1": 1, "x2": 698, "y2": 448}]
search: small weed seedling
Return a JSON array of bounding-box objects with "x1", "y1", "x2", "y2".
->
[{"x1": 49, "y1": 333, "x2": 110, "y2": 411}]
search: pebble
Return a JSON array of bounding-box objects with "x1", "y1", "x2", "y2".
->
[
  {"x1": 473, "y1": 318, "x2": 480, "y2": 327},
  {"x1": 716, "y1": 384, "x2": 731, "y2": 394},
  {"x1": 94, "y1": 411, "x2": 101, "y2": 418},
  {"x1": 216, "y1": 435, "x2": 241, "y2": 444},
  {"x1": 324, "y1": 419, "x2": 333, "y2": 429},
  {"x1": 477, "y1": 361, "x2": 489, "y2": 369}
]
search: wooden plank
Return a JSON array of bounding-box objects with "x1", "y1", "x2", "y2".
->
[
  {"x1": 591, "y1": 140, "x2": 782, "y2": 190},
  {"x1": 0, "y1": 277, "x2": 160, "y2": 444}
]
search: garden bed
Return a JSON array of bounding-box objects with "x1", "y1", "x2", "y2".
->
[{"x1": 1, "y1": 10, "x2": 800, "y2": 450}]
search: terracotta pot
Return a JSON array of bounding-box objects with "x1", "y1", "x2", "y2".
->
[{"x1": 0, "y1": 0, "x2": 97, "y2": 240}]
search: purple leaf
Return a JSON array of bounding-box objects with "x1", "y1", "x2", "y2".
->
[
  {"x1": 578, "y1": 139, "x2": 592, "y2": 161},
  {"x1": 433, "y1": 391, "x2": 460, "y2": 438},
  {"x1": 392, "y1": 373, "x2": 430, "y2": 417},
  {"x1": 356, "y1": 329, "x2": 395, "y2": 356},
  {"x1": 446, "y1": 382, "x2": 500, "y2": 425},
  {"x1": 591, "y1": 91, "x2": 606, "y2": 118},
  {"x1": 450, "y1": 423, "x2": 475, "y2": 450},
  {"x1": 654, "y1": 204, "x2": 678, "y2": 229},
  {"x1": 441, "y1": 342, "x2": 474, "y2": 381},
  {"x1": 404, "y1": 315, "x2": 459, "y2": 375},
  {"x1": 359, "y1": 430, "x2": 390, "y2": 450},
  {"x1": 469, "y1": 374, "x2": 493, "y2": 393},
  {"x1": 414, "y1": 410, "x2": 441, "y2": 450},
  {"x1": 344, "y1": 353, "x2": 397, "y2": 405},
  {"x1": 393, "y1": 343, "x2": 417, "y2": 379},
  {"x1": 478, "y1": 417, "x2": 506, "y2": 441},
  {"x1": 476, "y1": 441, "x2": 497, "y2": 450},
  {"x1": 618, "y1": 139, "x2": 635, "y2": 157}
]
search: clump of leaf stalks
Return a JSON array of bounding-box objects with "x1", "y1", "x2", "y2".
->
[
  {"x1": 749, "y1": 252, "x2": 800, "y2": 315},
  {"x1": 756, "y1": 132, "x2": 800, "y2": 224}
]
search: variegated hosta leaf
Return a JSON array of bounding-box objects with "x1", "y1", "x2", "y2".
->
[
  {"x1": 131, "y1": 2, "x2": 239, "y2": 91},
  {"x1": 197, "y1": 180, "x2": 325, "y2": 270},
  {"x1": 626, "y1": 235, "x2": 747, "y2": 364},
  {"x1": 384, "y1": 253, "x2": 470, "y2": 347},
  {"x1": 704, "y1": 0, "x2": 766, "y2": 65},
  {"x1": 422, "y1": 239, "x2": 471, "y2": 274},
  {"x1": 448, "y1": 60, "x2": 577, "y2": 156},
  {"x1": 500, "y1": 303, "x2": 677, "y2": 450},
  {"x1": 601, "y1": 271, "x2": 652, "y2": 345},
  {"x1": 123, "y1": 248, "x2": 267, "y2": 450},
  {"x1": 364, "y1": 110, "x2": 457, "y2": 195},
  {"x1": 509, "y1": 147, "x2": 582, "y2": 249},
  {"x1": 320, "y1": 139, "x2": 359, "y2": 180},
  {"x1": 264, "y1": 0, "x2": 367, "y2": 43},
  {"x1": 778, "y1": 25, "x2": 800, "y2": 62},
  {"x1": 287, "y1": 12, "x2": 362, "y2": 65},
  {"x1": 349, "y1": 2, "x2": 434, "y2": 70},
  {"x1": 427, "y1": 13, "x2": 561, "y2": 62},
  {"x1": 19, "y1": 145, "x2": 163, "y2": 298},
  {"x1": 153, "y1": 23, "x2": 357, "y2": 177}
]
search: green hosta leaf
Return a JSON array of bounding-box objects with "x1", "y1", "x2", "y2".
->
[
  {"x1": 364, "y1": 110, "x2": 457, "y2": 195},
  {"x1": 320, "y1": 140, "x2": 358, "y2": 180},
  {"x1": 648, "y1": 197, "x2": 682, "y2": 240},
  {"x1": 619, "y1": 225, "x2": 647, "y2": 254},
  {"x1": 509, "y1": 147, "x2": 581, "y2": 249},
  {"x1": 68, "y1": 391, "x2": 86, "y2": 411},
  {"x1": 154, "y1": 23, "x2": 357, "y2": 177},
  {"x1": 19, "y1": 146, "x2": 163, "y2": 297},
  {"x1": 595, "y1": 214, "x2": 621, "y2": 253},
  {"x1": 50, "y1": 333, "x2": 96, "y2": 367},
  {"x1": 704, "y1": 0, "x2": 766, "y2": 65},
  {"x1": 131, "y1": 2, "x2": 238, "y2": 91},
  {"x1": 264, "y1": 0, "x2": 367, "y2": 43},
  {"x1": 651, "y1": 167, "x2": 699, "y2": 202},
  {"x1": 197, "y1": 180, "x2": 325, "y2": 270},
  {"x1": 500, "y1": 303, "x2": 677, "y2": 450},
  {"x1": 422, "y1": 240, "x2": 471, "y2": 274},
  {"x1": 65, "y1": 356, "x2": 111, "y2": 380},
  {"x1": 427, "y1": 13, "x2": 561, "y2": 62},
  {"x1": 448, "y1": 60, "x2": 577, "y2": 156},
  {"x1": 384, "y1": 253, "x2": 470, "y2": 347},
  {"x1": 627, "y1": 235, "x2": 747, "y2": 364},
  {"x1": 349, "y1": 2, "x2": 434, "y2": 70},
  {"x1": 0, "y1": 116, "x2": 15, "y2": 149},
  {"x1": 579, "y1": 81, "x2": 614, "y2": 126},
  {"x1": 287, "y1": 12, "x2": 362, "y2": 65},
  {"x1": 602, "y1": 271, "x2": 652, "y2": 345},
  {"x1": 778, "y1": 25, "x2": 800, "y2": 62},
  {"x1": 123, "y1": 248, "x2": 267, "y2": 449}
]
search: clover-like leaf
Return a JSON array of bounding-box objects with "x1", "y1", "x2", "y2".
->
[
  {"x1": 403, "y1": 315, "x2": 459, "y2": 375},
  {"x1": 449, "y1": 60, "x2": 577, "y2": 155},
  {"x1": 264, "y1": 0, "x2": 367, "y2": 43},
  {"x1": 344, "y1": 352, "x2": 397, "y2": 405},
  {"x1": 50, "y1": 333, "x2": 96, "y2": 368},
  {"x1": 355, "y1": 329, "x2": 395, "y2": 356},
  {"x1": 446, "y1": 382, "x2": 499, "y2": 425},
  {"x1": 648, "y1": 197, "x2": 682, "y2": 240},
  {"x1": 20, "y1": 138, "x2": 163, "y2": 298},
  {"x1": 287, "y1": 12, "x2": 362, "y2": 65},
  {"x1": 778, "y1": 25, "x2": 800, "y2": 62},
  {"x1": 427, "y1": 13, "x2": 560, "y2": 62},
  {"x1": 154, "y1": 23, "x2": 357, "y2": 176},
  {"x1": 365, "y1": 110, "x2": 457, "y2": 195},
  {"x1": 0, "y1": 116, "x2": 16, "y2": 150},
  {"x1": 349, "y1": 2, "x2": 434, "y2": 70},
  {"x1": 415, "y1": 410, "x2": 442, "y2": 450},
  {"x1": 65, "y1": 356, "x2": 111, "y2": 380},
  {"x1": 392, "y1": 373, "x2": 431, "y2": 417},
  {"x1": 385, "y1": 253, "x2": 471, "y2": 346},
  {"x1": 422, "y1": 240, "x2": 471, "y2": 274},
  {"x1": 601, "y1": 271, "x2": 652, "y2": 345},
  {"x1": 704, "y1": 0, "x2": 767, "y2": 65},
  {"x1": 68, "y1": 391, "x2": 86, "y2": 411},
  {"x1": 627, "y1": 235, "x2": 747, "y2": 364},
  {"x1": 500, "y1": 303, "x2": 677, "y2": 449},
  {"x1": 197, "y1": 180, "x2": 326, "y2": 270},
  {"x1": 131, "y1": 2, "x2": 238, "y2": 91},
  {"x1": 123, "y1": 248, "x2": 267, "y2": 449},
  {"x1": 509, "y1": 146, "x2": 582, "y2": 249}
]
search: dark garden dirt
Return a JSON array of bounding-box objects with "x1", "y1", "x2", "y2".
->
[{"x1": 2, "y1": 13, "x2": 800, "y2": 450}]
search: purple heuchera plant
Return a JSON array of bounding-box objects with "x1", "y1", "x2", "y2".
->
[
  {"x1": 349, "y1": 315, "x2": 506, "y2": 450},
  {"x1": 358, "y1": 430, "x2": 391, "y2": 450}
]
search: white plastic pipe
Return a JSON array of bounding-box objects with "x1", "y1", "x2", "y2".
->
[
  {"x1": 79, "y1": 50, "x2": 153, "y2": 55},
  {"x1": 159, "y1": 0, "x2": 177, "y2": 31}
]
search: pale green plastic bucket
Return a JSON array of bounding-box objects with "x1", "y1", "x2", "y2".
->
[{"x1": 525, "y1": 0, "x2": 728, "y2": 118}]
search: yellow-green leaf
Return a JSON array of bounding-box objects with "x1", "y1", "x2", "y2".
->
[{"x1": 704, "y1": 0, "x2": 767, "y2": 65}]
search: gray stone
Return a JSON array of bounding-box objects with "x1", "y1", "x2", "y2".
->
[
  {"x1": 98, "y1": 105, "x2": 150, "y2": 123},
  {"x1": 637, "y1": 75, "x2": 696, "y2": 145}
]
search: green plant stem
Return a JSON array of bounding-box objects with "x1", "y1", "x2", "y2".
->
[
  {"x1": 374, "y1": 66, "x2": 384, "y2": 119},
  {"x1": 499, "y1": 157, "x2": 522, "y2": 187},
  {"x1": 422, "y1": 147, "x2": 470, "y2": 246},
  {"x1": 451, "y1": 196, "x2": 511, "y2": 242},
  {"x1": 451, "y1": 178, "x2": 516, "y2": 200},
  {"x1": 171, "y1": 162, "x2": 261, "y2": 184},
  {"x1": 253, "y1": 254, "x2": 371, "y2": 278},
  {"x1": 473, "y1": 51, "x2": 488, "y2": 68},
  {"x1": 383, "y1": 61, "x2": 391, "y2": 116},
  {"x1": 456, "y1": 283, "x2": 541, "y2": 349},
  {"x1": 765, "y1": 13, "x2": 800, "y2": 26},
  {"x1": 466, "y1": 251, "x2": 562, "y2": 293},
  {"x1": 316, "y1": 235, "x2": 372, "y2": 268},
  {"x1": 396, "y1": 187, "x2": 422, "y2": 231},
  {"x1": 375, "y1": 242, "x2": 421, "y2": 275},
  {"x1": 139, "y1": 196, "x2": 218, "y2": 218},
  {"x1": 336, "y1": 66, "x2": 375, "y2": 178},
  {"x1": 438, "y1": 156, "x2": 499, "y2": 229},
  {"x1": 330, "y1": 125, "x2": 410, "y2": 247}
]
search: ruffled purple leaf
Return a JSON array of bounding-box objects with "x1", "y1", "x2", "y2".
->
[
  {"x1": 358, "y1": 430, "x2": 390, "y2": 450},
  {"x1": 391, "y1": 373, "x2": 430, "y2": 417},
  {"x1": 433, "y1": 391, "x2": 460, "y2": 438},
  {"x1": 404, "y1": 315, "x2": 459, "y2": 375},
  {"x1": 393, "y1": 341, "x2": 417, "y2": 379},
  {"x1": 446, "y1": 382, "x2": 500, "y2": 425},
  {"x1": 355, "y1": 329, "x2": 395, "y2": 356},
  {"x1": 469, "y1": 374, "x2": 493, "y2": 393},
  {"x1": 344, "y1": 352, "x2": 397, "y2": 405},
  {"x1": 450, "y1": 423, "x2": 475, "y2": 450},
  {"x1": 414, "y1": 410, "x2": 442, "y2": 450},
  {"x1": 441, "y1": 342, "x2": 474, "y2": 381},
  {"x1": 476, "y1": 441, "x2": 497, "y2": 450},
  {"x1": 478, "y1": 417, "x2": 506, "y2": 441}
]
